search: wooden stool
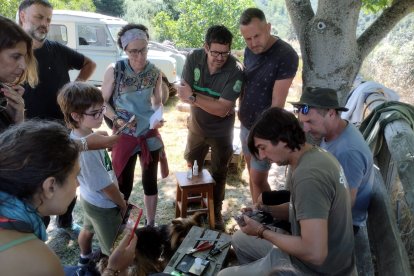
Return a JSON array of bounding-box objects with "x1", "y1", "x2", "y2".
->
[{"x1": 175, "y1": 169, "x2": 215, "y2": 229}]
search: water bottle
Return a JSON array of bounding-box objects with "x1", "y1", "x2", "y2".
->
[
  {"x1": 193, "y1": 160, "x2": 199, "y2": 176},
  {"x1": 187, "y1": 164, "x2": 193, "y2": 179}
]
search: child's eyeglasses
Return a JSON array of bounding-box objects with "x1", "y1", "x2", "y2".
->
[
  {"x1": 83, "y1": 105, "x2": 106, "y2": 119},
  {"x1": 293, "y1": 105, "x2": 310, "y2": 115}
]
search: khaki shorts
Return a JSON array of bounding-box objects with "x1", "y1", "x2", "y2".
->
[{"x1": 80, "y1": 196, "x2": 122, "y2": 255}]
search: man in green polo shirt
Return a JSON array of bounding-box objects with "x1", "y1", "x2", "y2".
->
[{"x1": 177, "y1": 25, "x2": 244, "y2": 230}]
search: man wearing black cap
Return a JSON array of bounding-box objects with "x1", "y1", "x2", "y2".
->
[{"x1": 291, "y1": 87, "x2": 374, "y2": 233}]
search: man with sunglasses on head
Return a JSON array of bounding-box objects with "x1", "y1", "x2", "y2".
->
[
  {"x1": 18, "y1": 0, "x2": 96, "y2": 232},
  {"x1": 176, "y1": 25, "x2": 244, "y2": 230},
  {"x1": 238, "y1": 8, "x2": 299, "y2": 204},
  {"x1": 291, "y1": 86, "x2": 374, "y2": 234},
  {"x1": 218, "y1": 107, "x2": 355, "y2": 276}
]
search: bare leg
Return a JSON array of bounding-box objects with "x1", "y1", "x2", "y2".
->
[
  {"x1": 78, "y1": 229, "x2": 94, "y2": 255},
  {"x1": 144, "y1": 194, "x2": 158, "y2": 226},
  {"x1": 244, "y1": 154, "x2": 271, "y2": 203},
  {"x1": 250, "y1": 168, "x2": 271, "y2": 203}
]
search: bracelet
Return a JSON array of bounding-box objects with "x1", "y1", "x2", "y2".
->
[
  {"x1": 104, "y1": 267, "x2": 121, "y2": 276},
  {"x1": 80, "y1": 137, "x2": 88, "y2": 151},
  {"x1": 257, "y1": 225, "x2": 270, "y2": 239}
]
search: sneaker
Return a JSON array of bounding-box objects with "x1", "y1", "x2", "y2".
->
[
  {"x1": 77, "y1": 249, "x2": 103, "y2": 267},
  {"x1": 77, "y1": 255, "x2": 91, "y2": 267}
]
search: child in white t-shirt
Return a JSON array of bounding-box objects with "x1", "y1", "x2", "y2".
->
[{"x1": 58, "y1": 81, "x2": 126, "y2": 264}]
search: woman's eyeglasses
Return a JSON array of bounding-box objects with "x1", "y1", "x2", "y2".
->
[
  {"x1": 83, "y1": 105, "x2": 106, "y2": 119},
  {"x1": 293, "y1": 105, "x2": 310, "y2": 115},
  {"x1": 126, "y1": 47, "x2": 148, "y2": 56}
]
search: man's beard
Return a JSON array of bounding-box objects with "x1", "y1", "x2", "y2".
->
[{"x1": 29, "y1": 27, "x2": 47, "y2": 42}]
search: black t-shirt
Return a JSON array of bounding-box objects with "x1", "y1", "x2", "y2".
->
[
  {"x1": 0, "y1": 110, "x2": 12, "y2": 133},
  {"x1": 23, "y1": 40, "x2": 85, "y2": 120},
  {"x1": 239, "y1": 37, "x2": 298, "y2": 129}
]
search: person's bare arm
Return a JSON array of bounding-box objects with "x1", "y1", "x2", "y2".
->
[
  {"x1": 242, "y1": 216, "x2": 329, "y2": 266},
  {"x1": 86, "y1": 131, "x2": 120, "y2": 150},
  {"x1": 176, "y1": 80, "x2": 234, "y2": 117},
  {"x1": 256, "y1": 193, "x2": 290, "y2": 220},
  {"x1": 103, "y1": 231, "x2": 137, "y2": 276},
  {"x1": 101, "y1": 65, "x2": 120, "y2": 125},
  {"x1": 266, "y1": 202, "x2": 289, "y2": 220},
  {"x1": 193, "y1": 93, "x2": 235, "y2": 117},
  {"x1": 152, "y1": 75, "x2": 163, "y2": 109},
  {"x1": 102, "y1": 183, "x2": 127, "y2": 215},
  {"x1": 75, "y1": 57, "x2": 96, "y2": 81},
  {"x1": 271, "y1": 78, "x2": 294, "y2": 108},
  {"x1": 1, "y1": 84, "x2": 25, "y2": 123},
  {"x1": 0, "y1": 235, "x2": 64, "y2": 276}
]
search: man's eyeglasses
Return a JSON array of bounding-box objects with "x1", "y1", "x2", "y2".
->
[
  {"x1": 126, "y1": 47, "x2": 148, "y2": 56},
  {"x1": 293, "y1": 105, "x2": 310, "y2": 115},
  {"x1": 209, "y1": 49, "x2": 231, "y2": 58},
  {"x1": 83, "y1": 105, "x2": 106, "y2": 119}
]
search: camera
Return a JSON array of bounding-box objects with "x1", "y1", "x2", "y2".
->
[{"x1": 234, "y1": 210, "x2": 274, "y2": 227}]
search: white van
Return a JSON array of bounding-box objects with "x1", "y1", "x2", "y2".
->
[{"x1": 48, "y1": 10, "x2": 183, "y2": 93}]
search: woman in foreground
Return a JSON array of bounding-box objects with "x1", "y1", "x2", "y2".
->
[{"x1": 0, "y1": 120, "x2": 136, "y2": 276}]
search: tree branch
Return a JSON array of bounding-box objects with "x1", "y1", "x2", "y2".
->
[
  {"x1": 285, "y1": 0, "x2": 314, "y2": 42},
  {"x1": 358, "y1": 0, "x2": 414, "y2": 60}
]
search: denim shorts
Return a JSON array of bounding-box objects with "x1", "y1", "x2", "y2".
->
[{"x1": 240, "y1": 124, "x2": 271, "y2": 171}]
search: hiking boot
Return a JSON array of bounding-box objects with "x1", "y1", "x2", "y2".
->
[{"x1": 214, "y1": 213, "x2": 225, "y2": 231}]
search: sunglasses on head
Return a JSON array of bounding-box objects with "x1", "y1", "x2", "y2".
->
[{"x1": 293, "y1": 105, "x2": 310, "y2": 115}]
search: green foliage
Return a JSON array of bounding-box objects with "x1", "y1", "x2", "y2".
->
[
  {"x1": 122, "y1": 0, "x2": 164, "y2": 36},
  {"x1": 0, "y1": 0, "x2": 95, "y2": 20},
  {"x1": 162, "y1": 0, "x2": 181, "y2": 20},
  {"x1": 93, "y1": 0, "x2": 123, "y2": 16},
  {"x1": 49, "y1": 0, "x2": 95, "y2": 11},
  {"x1": 152, "y1": 0, "x2": 255, "y2": 49},
  {"x1": 0, "y1": 0, "x2": 20, "y2": 19},
  {"x1": 153, "y1": 11, "x2": 178, "y2": 42},
  {"x1": 362, "y1": 0, "x2": 392, "y2": 13},
  {"x1": 360, "y1": 14, "x2": 414, "y2": 93},
  {"x1": 255, "y1": 0, "x2": 294, "y2": 40}
]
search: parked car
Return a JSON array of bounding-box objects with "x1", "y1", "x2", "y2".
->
[
  {"x1": 148, "y1": 41, "x2": 187, "y2": 78},
  {"x1": 48, "y1": 10, "x2": 184, "y2": 103}
]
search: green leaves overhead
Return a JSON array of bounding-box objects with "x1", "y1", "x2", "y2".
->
[
  {"x1": 152, "y1": 0, "x2": 255, "y2": 49},
  {"x1": 362, "y1": 0, "x2": 392, "y2": 13}
]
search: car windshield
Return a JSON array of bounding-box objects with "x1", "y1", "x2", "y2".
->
[{"x1": 108, "y1": 24, "x2": 123, "y2": 43}]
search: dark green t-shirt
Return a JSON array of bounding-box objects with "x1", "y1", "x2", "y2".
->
[
  {"x1": 182, "y1": 49, "x2": 243, "y2": 137},
  {"x1": 289, "y1": 146, "x2": 355, "y2": 275}
]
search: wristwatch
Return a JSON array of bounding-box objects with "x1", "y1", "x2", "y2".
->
[{"x1": 188, "y1": 93, "x2": 197, "y2": 103}]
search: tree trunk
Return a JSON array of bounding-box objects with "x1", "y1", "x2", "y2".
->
[
  {"x1": 286, "y1": 0, "x2": 361, "y2": 105},
  {"x1": 285, "y1": 0, "x2": 414, "y2": 105}
]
